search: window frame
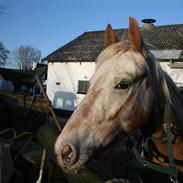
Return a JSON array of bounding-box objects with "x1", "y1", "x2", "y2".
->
[{"x1": 77, "y1": 80, "x2": 90, "y2": 94}]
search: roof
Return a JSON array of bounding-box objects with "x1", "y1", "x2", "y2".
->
[
  {"x1": 43, "y1": 24, "x2": 183, "y2": 62},
  {"x1": 150, "y1": 50, "x2": 182, "y2": 60},
  {"x1": 34, "y1": 64, "x2": 48, "y2": 80},
  {"x1": 0, "y1": 64, "x2": 47, "y2": 86}
]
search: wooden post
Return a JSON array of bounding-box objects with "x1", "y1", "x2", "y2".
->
[{"x1": 35, "y1": 75, "x2": 62, "y2": 132}]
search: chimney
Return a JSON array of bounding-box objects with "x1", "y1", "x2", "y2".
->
[{"x1": 142, "y1": 18, "x2": 156, "y2": 30}]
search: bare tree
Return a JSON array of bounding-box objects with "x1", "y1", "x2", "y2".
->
[
  {"x1": 0, "y1": 42, "x2": 9, "y2": 67},
  {"x1": 12, "y1": 45, "x2": 41, "y2": 70}
]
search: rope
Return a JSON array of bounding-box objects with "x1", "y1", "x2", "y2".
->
[{"x1": 0, "y1": 128, "x2": 32, "y2": 161}]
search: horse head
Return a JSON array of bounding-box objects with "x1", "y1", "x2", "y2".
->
[{"x1": 54, "y1": 17, "x2": 183, "y2": 174}]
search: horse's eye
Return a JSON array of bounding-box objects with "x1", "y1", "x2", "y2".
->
[{"x1": 115, "y1": 81, "x2": 131, "y2": 90}]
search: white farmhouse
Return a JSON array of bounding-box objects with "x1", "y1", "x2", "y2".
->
[{"x1": 43, "y1": 19, "x2": 183, "y2": 112}]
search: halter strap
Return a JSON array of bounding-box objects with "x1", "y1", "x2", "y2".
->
[
  {"x1": 164, "y1": 99, "x2": 177, "y2": 171},
  {"x1": 130, "y1": 98, "x2": 181, "y2": 183}
]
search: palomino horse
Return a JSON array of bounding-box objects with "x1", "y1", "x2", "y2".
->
[{"x1": 55, "y1": 17, "x2": 183, "y2": 183}]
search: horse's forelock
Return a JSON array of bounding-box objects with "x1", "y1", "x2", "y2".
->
[{"x1": 96, "y1": 41, "x2": 136, "y2": 68}]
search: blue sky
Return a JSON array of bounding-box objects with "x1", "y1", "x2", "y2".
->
[{"x1": 0, "y1": 0, "x2": 182, "y2": 67}]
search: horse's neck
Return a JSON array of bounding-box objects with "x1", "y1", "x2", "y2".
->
[{"x1": 151, "y1": 76, "x2": 183, "y2": 172}]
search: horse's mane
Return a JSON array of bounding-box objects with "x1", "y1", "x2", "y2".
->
[
  {"x1": 145, "y1": 49, "x2": 183, "y2": 137},
  {"x1": 163, "y1": 72, "x2": 183, "y2": 136},
  {"x1": 96, "y1": 41, "x2": 136, "y2": 68}
]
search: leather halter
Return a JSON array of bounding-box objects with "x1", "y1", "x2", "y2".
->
[{"x1": 130, "y1": 98, "x2": 181, "y2": 183}]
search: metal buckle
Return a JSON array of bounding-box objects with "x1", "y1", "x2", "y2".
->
[
  {"x1": 170, "y1": 175, "x2": 179, "y2": 183},
  {"x1": 163, "y1": 121, "x2": 172, "y2": 131}
]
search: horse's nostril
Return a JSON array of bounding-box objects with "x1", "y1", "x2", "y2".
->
[
  {"x1": 63, "y1": 145, "x2": 72, "y2": 157},
  {"x1": 61, "y1": 145, "x2": 76, "y2": 165}
]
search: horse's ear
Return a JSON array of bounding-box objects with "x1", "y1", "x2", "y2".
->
[
  {"x1": 105, "y1": 24, "x2": 119, "y2": 47},
  {"x1": 128, "y1": 17, "x2": 141, "y2": 51}
]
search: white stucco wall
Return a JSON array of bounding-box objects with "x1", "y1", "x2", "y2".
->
[
  {"x1": 47, "y1": 62, "x2": 96, "y2": 111},
  {"x1": 160, "y1": 62, "x2": 183, "y2": 87},
  {"x1": 47, "y1": 60, "x2": 183, "y2": 111}
]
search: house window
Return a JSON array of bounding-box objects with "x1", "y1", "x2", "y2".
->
[
  {"x1": 77, "y1": 80, "x2": 90, "y2": 94},
  {"x1": 56, "y1": 82, "x2": 60, "y2": 85}
]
